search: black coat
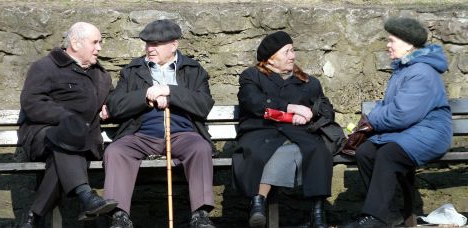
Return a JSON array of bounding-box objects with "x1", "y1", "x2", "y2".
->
[
  {"x1": 232, "y1": 66, "x2": 335, "y2": 197},
  {"x1": 106, "y1": 51, "x2": 215, "y2": 145},
  {"x1": 19, "y1": 47, "x2": 113, "y2": 160}
]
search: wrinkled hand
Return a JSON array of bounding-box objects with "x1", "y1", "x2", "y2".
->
[
  {"x1": 146, "y1": 85, "x2": 170, "y2": 102},
  {"x1": 292, "y1": 114, "x2": 307, "y2": 125},
  {"x1": 155, "y1": 96, "x2": 168, "y2": 109},
  {"x1": 287, "y1": 104, "x2": 313, "y2": 122},
  {"x1": 99, "y1": 105, "x2": 109, "y2": 120}
]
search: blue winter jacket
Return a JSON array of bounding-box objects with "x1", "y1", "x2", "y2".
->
[{"x1": 367, "y1": 44, "x2": 452, "y2": 166}]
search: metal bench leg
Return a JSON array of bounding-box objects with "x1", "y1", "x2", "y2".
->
[
  {"x1": 401, "y1": 170, "x2": 417, "y2": 227},
  {"x1": 267, "y1": 191, "x2": 279, "y2": 228},
  {"x1": 51, "y1": 206, "x2": 62, "y2": 228}
]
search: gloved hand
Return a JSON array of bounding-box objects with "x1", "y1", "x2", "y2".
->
[{"x1": 341, "y1": 114, "x2": 373, "y2": 156}]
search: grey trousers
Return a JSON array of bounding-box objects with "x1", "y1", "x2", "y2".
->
[{"x1": 103, "y1": 132, "x2": 214, "y2": 214}]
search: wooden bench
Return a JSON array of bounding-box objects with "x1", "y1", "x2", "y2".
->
[
  {"x1": 1, "y1": 98, "x2": 467, "y2": 227},
  {"x1": 361, "y1": 98, "x2": 468, "y2": 226},
  {"x1": 0, "y1": 106, "x2": 235, "y2": 228},
  {"x1": 0, "y1": 105, "x2": 351, "y2": 228}
]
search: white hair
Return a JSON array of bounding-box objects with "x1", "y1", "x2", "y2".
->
[{"x1": 62, "y1": 22, "x2": 96, "y2": 48}]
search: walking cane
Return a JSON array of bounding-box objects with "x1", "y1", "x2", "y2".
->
[{"x1": 164, "y1": 107, "x2": 174, "y2": 228}]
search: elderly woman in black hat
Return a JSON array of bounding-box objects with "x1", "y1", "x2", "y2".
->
[
  {"x1": 341, "y1": 17, "x2": 451, "y2": 228},
  {"x1": 232, "y1": 31, "x2": 337, "y2": 228}
]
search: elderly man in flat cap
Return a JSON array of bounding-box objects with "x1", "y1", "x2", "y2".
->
[{"x1": 102, "y1": 19, "x2": 216, "y2": 228}]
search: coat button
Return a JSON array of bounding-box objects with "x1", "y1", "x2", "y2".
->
[
  {"x1": 278, "y1": 127, "x2": 283, "y2": 131},
  {"x1": 266, "y1": 99, "x2": 271, "y2": 103},
  {"x1": 264, "y1": 139, "x2": 270, "y2": 143}
]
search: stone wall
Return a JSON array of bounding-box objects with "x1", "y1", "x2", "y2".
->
[{"x1": 0, "y1": 1, "x2": 467, "y2": 227}]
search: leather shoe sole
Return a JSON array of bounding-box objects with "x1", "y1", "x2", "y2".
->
[
  {"x1": 249, "y1": 212, "x2": 266, "y2": 228},
  {"x1": 78, "y1": 199, "x2": 118, "y2": 221}
]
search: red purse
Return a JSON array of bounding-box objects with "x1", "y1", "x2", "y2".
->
[{"x1": 263, "y1": 108, "x2": 293, "y2": 123}]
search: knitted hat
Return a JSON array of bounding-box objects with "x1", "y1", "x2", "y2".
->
[
  {"x1": 257, "y1": 31, "x2": 293, "y2": 61},
  {"x1": 384, "y1": 17, "x2": 428, "y2": 48},
  {"x1": 139, "y1": 19, "x2": 182, "y2": 42}
]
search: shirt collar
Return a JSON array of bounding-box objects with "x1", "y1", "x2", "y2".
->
[{"x1": 145, "y1": 52, "x2": 178, "y2": 70}]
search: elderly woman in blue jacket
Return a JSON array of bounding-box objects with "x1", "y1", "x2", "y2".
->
[{"x1": 342, "y1": 17, "x2": 452, "y2": 228}]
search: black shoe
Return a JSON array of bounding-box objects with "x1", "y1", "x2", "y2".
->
[
  {"x1": 341, "y1": 215, "x2": 389, "y2": 228},
  {"x1": 190, "y1": 210, "x2": 216, "y2": 228},
  {"x1": 21, "y1": 210, "x2": 40, "y2": 228},
  {"x1": 110, "y1": 210, "x2": 133, "y2": 228},
  {"x1": 249, "y1": 195, "x2": 266, "y2": 228},
  {"x1": 310, "y1": 198, "x2": 327, "y2": 228},
  {"x1": 388, "y1": 210, "x2": 403, "y2": 227},
  {"x1": 77, "y1": 190, "x2": 118, "y2": 221}
]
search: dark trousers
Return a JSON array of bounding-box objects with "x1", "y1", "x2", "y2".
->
[
  {"x1": 30, "y1": 128, "x2": 89, "y2": 216},
  {"x1": 355, "y1": 141, "x2": 416, "y2": 223},
  {"x1": 103, "y1": 132, "x2": 214, "y2": 214}
]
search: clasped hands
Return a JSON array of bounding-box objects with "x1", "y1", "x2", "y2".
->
[
  {"x1": 286, "y1": 104, "x2": 313, "y2": 125},
  {"x1": 146, "y1": 85, "x2": 170, "y2": 109}
]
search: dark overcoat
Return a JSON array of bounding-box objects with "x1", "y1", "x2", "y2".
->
[
  {"x1": 19, "y1": 47, "x2": 113, "y2": 160},
  {"x1": 233, "y1": 66, "x2": 335, "y2": 197},
  {"x1": 106, "y1": 51, "x2": 214, "y2": 145}
]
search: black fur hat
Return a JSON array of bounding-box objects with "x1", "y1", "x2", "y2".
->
[
  {"x1": 257, "y1": 31, "x2": 293, "y2": 62},
  {"x1": 384, "y1": 17, "x2": 428, "y2": 48}
]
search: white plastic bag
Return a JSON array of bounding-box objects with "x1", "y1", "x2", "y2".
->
[{"x1": 419, "y1": 203, "x2": 467, "y2": 226}]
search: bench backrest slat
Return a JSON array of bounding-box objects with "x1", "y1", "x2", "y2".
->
[
  {"x1": 0, "y1": 106, "x2": 240, "y2": 125},
  {"x1": 362, "y1": 99, "x2": 468, "y2": 135},
  {"x1": 2, "y1": 98, "x2": 467, "y2": 146},
  {"x1": 449, "y1": 98, "x2": 468, "y2": 115},
  {"x1": 0, "y1": 131, "x2": 17, "y2": 146},
  {"x1": 453, "y1": 119, "x2": 468, "y2": 135},
  {"x1": 206, "y1": 105, "x2": 239, "y2": 121},
  {"x1": 1, "y1": 125, "x2": 239, "y2": 146},
  {"x1": 0, "y1": 110, "x2": 21, "y2": 125},
  {"x1": 362, "y1": 98, "x2": 468, "y2": 115},
  {"x1": 208, "y1": 125, "x2": 237, "y2": 140}
]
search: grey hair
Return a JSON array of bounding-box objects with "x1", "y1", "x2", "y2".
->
[{"x1": 62, "y1": 22, "x2": 94, "y2": 48}]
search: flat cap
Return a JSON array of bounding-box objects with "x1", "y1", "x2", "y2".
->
[{"x1": 139, "y1": 19, "x2": 182, "y2": 42}]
